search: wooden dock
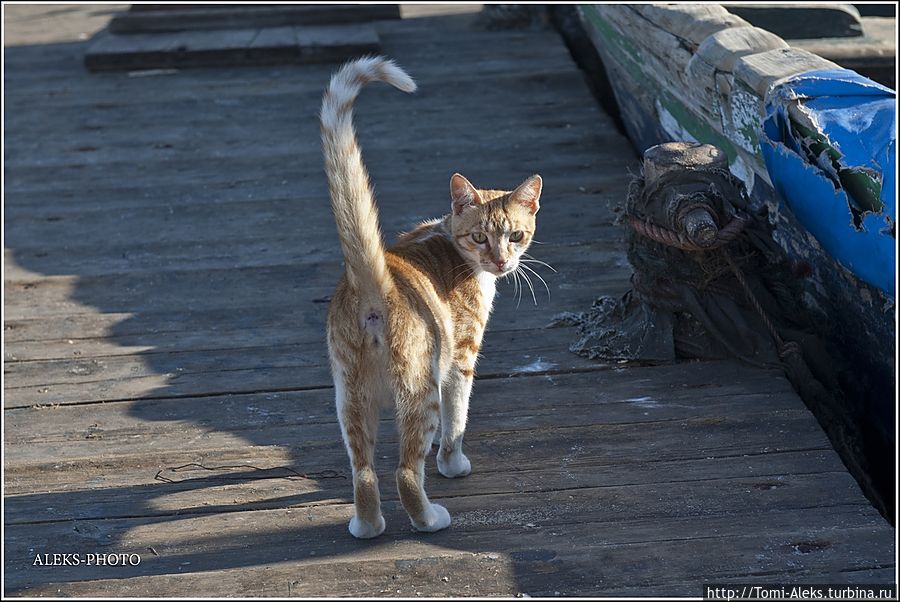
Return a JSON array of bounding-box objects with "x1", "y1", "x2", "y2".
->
[{"x1": 3, "y1": 5, "x2": 894, "y2": 597}]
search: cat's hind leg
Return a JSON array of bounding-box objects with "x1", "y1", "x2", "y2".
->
[
  {"x1": 334, "y1": 363, "x2": 385, "y2": 539},
  {"x1": 395, "y1": 382, "x2": 451, "y2": 533}
]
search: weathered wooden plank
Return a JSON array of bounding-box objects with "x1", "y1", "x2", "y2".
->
[
  {"x1": 3, "y1": 146, "x2": 621, "y2": 201},
  {"x1": 633, "y1": 3, "x2": 748, "y2": 49},
  {"x1": 6, "y1": 32, "x2": 573, "y2": 87},
  {"x1": 2, "y1": 205, "x2": 621, "y2": 278},
  {"x1": 721, "y1": 3, "x2": 863, "y2": 40},
  {"x1": 3, "y1": 159, "x2": 622, "y2": 222},
  {"x1": 8, "y1": 409, "x2": 833, "y2": 523},
  {"x1": 5, "y1": 405, "x2": 830, "y2": 491},
  {"x1": 8, "y1": 107, "x2": 612, "y2": 173},
  {"x1": 1, "y1": 362, "x2": 810, "y2": 468},
  {"x1": 4, "y1": 106, "x2": 600, "y2": 168},
  {"x1": 2, "y1": 87, "x2": 599, "y2": 144},
  {"x1": 4, "y1": 96, "x2": 606, "y2": 168},
  {"x1": 1, "y1": 3, "x2": 129, "y2": 47},
  {"x1": 3, "y1": 24, "x2": 552, "y2": 70},
  {"x1": 5, "y1": 450, "x2": 875, "y2": 527},
  {"x1": 4, "y1": 51, "x2": 568, "y2": 100},
  {"x1": 4, "y1": 448, "x2": 845, "y2": 524},
  {"x1": 2, "y1": 245, "x2": 627, "y2": 320},
  {"x1": 4, "y1": 362, "x2": 794, "y2": 447},
  {"x1": 684, "y1": 26, "x2": 789, "y2": 141},
  {"x1": 4, "y1": 498, "x2": 888, "y2": 595},
  {"x1": 84, "y1": 24, "x2": 381, "y2": 72},
  {"x1": 787, "y1": 16, "x2": 895, "y2": 88},
  {"x1": 690, "y1": 26, "x2": 789, "y2": 75},
  {"x1": 2, "y1": 163, "x2": 615, "y2": 220},
  {"x1": 0, "y1": 265, "x2": 624, "y2": 350},
  {"x1": 2, "y1": 221, "x2": 622, "y2": 282},
  {"x1": 589, "y1": 4, "x2": 754, "y2": 165},
  {"x1": 108, "y1": 5, "x2": 401, "y2": 34},
  {"x1": 0, "y1": 279, "x2": 614, "y2": 340},
  {"x1": 3, "y1": 77, "x2": 573, "y2": 130},
  {"x1": 15, "y1": 559, "x2": 896, "y2": 598},
  {"x1": 0, "y1": 303, "x2": 602, "y2": 364},
  {"x1": 3, "y1": 189, "x2": 620, "y2": 252},
  {"x1": 578, "y1": 3, "x2": 843, "y2": 190},
  {"x1": 2, "y1": 326, "x2": 609, "y2": 407},
  {"x1": 597, "y1": 569, "x2": 898, "y2": 599},
  {"x1": 12, "y1": 549, "x2": 896, "y2": 598},
  {"x1": 733, "y1": 47, "x2": 839, "y2": 97},
  {"x1": 3, "y1": 199, "x2": 623, "y2": 283},
  {"x1": 789, "y1": 16, "x2": 895, "y2": 62},
  {"x1": 0, "y1": 360, "x2": 819, "y2": 478},
  {"x1": 1, "y1": 223, "x2": 628, "y2": 343},
  {"x1": 1, "y1": 284, "x2": 626, "y2": 363}
]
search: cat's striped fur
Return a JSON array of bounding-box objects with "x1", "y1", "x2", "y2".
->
[{"x1": 321, "y1": 56, "x2": 542, "y2": 538}]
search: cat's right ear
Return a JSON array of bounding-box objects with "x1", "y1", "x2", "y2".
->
[{"x1": 450, "y1": 173, "x2": 484, "y2": 215}]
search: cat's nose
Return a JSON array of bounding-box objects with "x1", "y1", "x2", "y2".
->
[{"x1": 494, "y1": 259, "x2": 506, "y2": 270}]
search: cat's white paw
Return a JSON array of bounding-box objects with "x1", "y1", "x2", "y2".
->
[
  {"x1": 349, "y1": 514, "x2": 386, "y2": 539},
  {"x1": 411, "y1": 503, "x2": 451, "y2": 533},
  {"x1": 438, "y1": 450, "x2": 472, "y2": 478}
]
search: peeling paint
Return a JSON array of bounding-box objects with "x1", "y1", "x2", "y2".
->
[
  {"x1": 761, "y1": 69, "x2": 896, "y2": 296},
  {"x1": 581, "y1": 6, "x2": 774, "y2": 196},
  {"x1": 729, "y1": 155, "x2": 756, "y2": 196},
  {"x1": 730, "y1": 84, "x2": 763, "y2": 154},
  {"x1": 580, "y1": 6, "x2": 643, "y2": 66},
  {"x1": 656, "y1": 100, "x2": 698, "y2": 143}
]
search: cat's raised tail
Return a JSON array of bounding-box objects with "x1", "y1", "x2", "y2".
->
[{"x1": 320, "y1": 56, "x2": 416, "y2": 297}]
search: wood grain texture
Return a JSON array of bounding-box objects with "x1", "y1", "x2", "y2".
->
[
  {"x1": 84, "y1": 24, "x2": 381, "y2": 71},
  {"x1": 108, "y1": 4, "x2": 401, "y2": 34},
  {"x1": 3, "y1": 5, "x2": 893, "y2": 597},
  {"x1": 733, "y1": 47, "x2": 838, "y2": 96}
]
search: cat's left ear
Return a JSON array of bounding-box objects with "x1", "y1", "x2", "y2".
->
[
  {"x1": 510, "y1": 174, "x2": 542, "y2": 215},
  {"x1": 450, "y1": 173, "x2": 485, "y2": 215}
]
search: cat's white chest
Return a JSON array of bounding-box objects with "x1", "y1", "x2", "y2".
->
[{"x1": 476, "y1": 271, "x2": 497, "y2": 318}]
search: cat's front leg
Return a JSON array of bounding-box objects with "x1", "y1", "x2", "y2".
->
[{"x1": 437, "y1": 366, "x2": 473, "y2": 478}]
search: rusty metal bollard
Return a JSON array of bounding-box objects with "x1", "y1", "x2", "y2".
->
[{"x1": 628, "y1": 142, "x2": 746, "y2": 252}]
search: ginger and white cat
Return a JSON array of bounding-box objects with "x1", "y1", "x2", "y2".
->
[{"x1": 321, "y1": 56, "x2": 542, "y2": 538}]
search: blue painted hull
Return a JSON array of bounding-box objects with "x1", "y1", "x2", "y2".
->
[{"x1": 576, "y1": 4, "x2": 895, "y2": 497}]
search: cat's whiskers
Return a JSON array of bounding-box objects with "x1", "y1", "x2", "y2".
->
[
  {"x1": 521, "y1": 253, "x2": 557, "y2": 273},
  {"x1": 512, "y1": 268, "x2": 523, "y2": 308},
  {"x1": 519, "y1": 262, "x2": 551, "y2": 301},
  {"x1": 516, "y1": 265, "x2": 538, "y2": 306},
  {"x1": 516, "y1": 270, "x2": 523, "y2": 306}
]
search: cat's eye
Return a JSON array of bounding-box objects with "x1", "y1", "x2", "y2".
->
[
  {"x1": 509, "y1": 230, "x2": 524, "y2": 243},
  {"x1": 471, "y1": 232, "x2": 487, "y2": 244}
]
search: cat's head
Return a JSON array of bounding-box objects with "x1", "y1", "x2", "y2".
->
[{"x1": 448, "y1": 173, "x2": 542, "y2": 277}]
